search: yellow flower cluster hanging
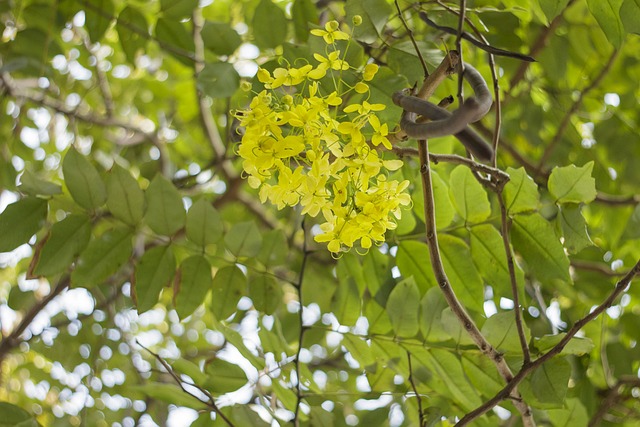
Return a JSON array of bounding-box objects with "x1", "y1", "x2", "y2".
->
[{"x1": 236, "y1": 19, "x2": 411, "y2": 254}]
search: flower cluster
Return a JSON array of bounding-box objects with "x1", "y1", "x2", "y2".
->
[{"x1": 236, "y1": 19, "x2": 410, "y2": 254}]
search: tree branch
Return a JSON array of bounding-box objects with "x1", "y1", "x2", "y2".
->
[
  {"x1": 407, "y1": 351, "x2": 425, "y2": 427},
  {"x1": 293, "y1": 224, "x2": 311, "y2": 427}
]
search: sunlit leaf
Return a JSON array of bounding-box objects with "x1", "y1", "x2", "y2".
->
[
  {"x1": 160, "y1": 0, "x2": 197, "y2": 20},
  {"x1": 18, "y1": 170, "x2": 62, "y2": 196},
  {"x1": 0, "y1": 402, "x2": 38, "y2": 427},
  {"x1": 62, "y1": 146, "x2": 107, "y2": 210},
  {"x1": 558, "y1": 205, "x2": 594, "y2": 253},
  {"x1": 620, "y1": 0, "x2": 640, "y2": 34},
  {"x1": 331, "y1": 276, "x2": 360, "y2": 326},
  {"x1": 256, "y1": 229, "x2": 288, "y2": 266},
  {"x1": 481, "y1": 311, "x2": 530, "y2": 355},
  {"x1": 133, "y1": 245, "x2": 176, "y2": 313},
  {"x1": 439, "y1": 234, "x2": 483, "y2": 313},
  {"x1": 534, "y1": 334, "x2": 595, "y2": 356},
  {"x1": 345, "y1": 0, "x2": 392, "y2": 43},
  {"x1": 587, "y1": 0, "x2": 624, "y2": 48},
  {"x1": 211, "y1": 265, "x2": 245, "y2": 320},
  {"x1": 503, "y1": 167, "x2": 539, "y2": 214},
  {"x1": 117, "y1": 6, "x2": 148, "y2": 64},
  {"x1": 548, "y1": 162, "x2": 597, "y2": 204},
  {"x1": 132, "y1": 383, "x2": 205, "y2": 409},
  {"x1": 84, "y1": 0, "x2": 115, "y2": 43},
  {"x1": 420, "y1": 287, "x2": 449, "y2": 342},
  {"x1": 252, "y1": 0, "x2": 287, "y2": 49},
  {"x1": 396, "y1": 240, "x2": 436, "y2": 293},
  {"x1": 386, "y1": 277, "x2": 420, "y2": 338},
  {"x1": 186, "y1": 198, "x2": 223, "y2": 247},
  {"x1": 204, "y1": 358, "x2": 248, "y2": 394},
  {"x1": 530, "y1": 357, "x2": 571, "y2": 406},
  {"x1": 0, "y1": 197, "x2": 47, "y2": 252},
  {"x1": 449, "y1": 165, "x2": 491, "y2": 223}
]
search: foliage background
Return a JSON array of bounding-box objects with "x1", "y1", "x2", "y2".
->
[{"x1": 1, "y1": 0, "x2": 639, "y2": 426}]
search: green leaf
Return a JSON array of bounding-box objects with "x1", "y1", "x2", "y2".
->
[
  {"x1": 291, "y1": 0, "x2": 318, "y2": 42},
  {"x1": 224, "y1": 221, "x2": 262, "y2": 258},
  {"x1": 144, "y1": 174, "x2": 186, "y2": 236},
  {"x1": 84, "y1": 0, "x2": 115, "y2": 43},
  {"x1": 0, "y1": 197, "x2": 47, "y2": 252},
  {"x1": 211, "y1": 265, "x2": 245, "y2": 320},
  {"x1": 202, "y1": 21, "x2": 242, "y2": 55},
  {"x1": 214, "y1": 321, "x2": 265, "y2": 369},
  {"x1": 18, "y1": 170, "x2": 61, "y2": 196},
  {"x1": 133, "y1": 245, "x2": 176, "y2": 313},
  {"x1": 204, "y1": 358, "x2": 248, "y2": 394},
  {"x1": 503, "y1": 167, "x2": 539, "y2": 214},
  {"x1": 171, "y1": 358, "x2": 208, "y2": 385},
  {"x1": 420, "y1": 287, "x2": 450, "y2": 342},
  {"x1": 587, "y1": 0, "x2": 624, "y2": 48},
  {"x1": 175, "y1": 255, "x2": 212, "y2": 319},
  {"x1": 481, "y1": 311, "x2": 530, "y2": 354},
  {"x1": 337, "y1": 252, "x2": 366, "y2": 296},
  {"x1": 396, "y1": 240, "x2": 436, "y2": 293},
  {"x1": 154, "y1": 18, "x2": 195, "y2": 63},
  {"x1": 548, "y1": 161, "x2": 597, "y2": 204},
  {"x1": 461, "y1": 354, "x2": 504, "y2": 399},
  {"x1": 365, "y1": 299, "x2": 392, "y2": 334},
  {"x1": 547, "y1": 398, "x2": 589, "y2": 427},
  {"x1": 132, "y1": 383, "x2": 205, "y2": 409},
  {"x1": 248, "y1": 274, "x2": 282, "y2": 314},
  {"x1": 441, "y1": 308, "x2": 474, "y2": 346},
  {"x1": 449, "y1": 165, "x2": 491, "y2": 223},
  {"x1": 256, "y1": 229, "x2": 288, "y2": 266},
  {"x1": 71, "y1": 227, "x2": 133, "y2": 287},
  {"x1": 62, "y1": 146, "x2": 107, "y2": 210},
  {"x1": 439, "y1": 234, "x2": 484, "y2": 313},
  {"x1": 252, "y1": 0, "x2": 287, "y2": 49},
  {"x1": 413, "y1": 170, "x2": 454, "y2": 228},
  {"x1": 537, "y1": 0, "x2": 571, "y2": 22},
  {"x1": 530, "y1": 357, "x2": 571, "y2": 406},
  {"x1": 8, "y1": 287, "x2": 36, "y2": 311},
  {"x1": 0, "y1": 402, "x2": 38, "y2": 427},
  {"x1": 511, "y1": 213, "x2": 571, "y2": 284},
  {"x1": 186, "y1": 199, "x2": 223, "y2": 247},
  {"x1": 160, "y1": 0, "x2": 197, "y2": 20},
  {"x1": 107, "y1": 164, "x2": 145, "y2": 226},
  {"x1": 117, "y1": 6, "x2": 148, "y2": 65},
  {"x1": 33, "y1": 214, "x2": 91, "y2": 277},
  {"x1": 342, "y1": 334, "x2": 375, "y2": 367},
  {"x1": 345, "y1": 0, "x2": 392, "y2": 43},
  {"x1": 534, "y1": 334, "x2": 595, "y2": 356},
  {"x1": 331, "y1": 277, "x2": 360, "y2": 326},
  {"x1": 621, "y1": 0, "x2": 640, "y2": 34},
  {"x1": 386, "y1": 277, "x2": 420, "y2": 338},
  {"x1": 197, "y1": 62, "x2": 240, "y2": 98},
  {"x1": 558, "y1": 205, "x2": 593, "y2": 253}
]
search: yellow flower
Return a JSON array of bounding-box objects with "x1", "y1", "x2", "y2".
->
[
  {"x1": 308, "y1": 51, "x2": 350, "y2": 79},
  {"x1": 310, "y1": 20, "x2": 350, "y2": 44},
  {"x1": 369, "y1": 115, "x2": 391, "y2": 150},
  {"x1": 363, "y1": 63, "x2": 379, "y2": 81}
]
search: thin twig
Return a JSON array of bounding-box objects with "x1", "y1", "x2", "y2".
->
[
  {"x1": 536, "y1": 49, "x2": 619, "y2": 170},
  {"x1": 589, "y1": 376, "x2": 640, "y2": 427},
  {"x1": 82, "y1": 34, "x2": 115, "y2": 117},
  {"x1": 455, "y1": 0, "x2": 466, "y2": 105},
  {"x1": 293, "y1": 222, "x2": 310, "y2": 426},
  {"x1": 136, "y1": 340, "x2": 235, "y2": 426},
  {"x1": 407, "y1": 351, "x2": 425, "y2": 426},
  {"x1": 395, "y1": 0, "x2": 429, "y2": 78},
  {"x1": 457, "y1": 258, "x2": 640, "y2": 425}
]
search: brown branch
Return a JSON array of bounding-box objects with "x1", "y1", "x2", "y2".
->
[
  {"x1": 589, "y1": 376, "x2": 640, "y2": 427},
  {"x1": 457, "y1": 257, "x2": 640, "y2": 425},
  {"x1": 571, "y1": 259, "x2": 626, "y2": 277},
  {"x1": 0, "y1": 276, "x2": 70, "y2": 366},
  {"x1": 293, "y1": 224, "x2": 310, "y2": 427},
  {"x1": 407, "y1": 351, "x2": 425, "y2": 427},
  {"x1": 536, "y1": 49, "x2": 619, "y2": 170},
  {"x1": 455, "y1": 0, "x2": 467, "y2": 106}
]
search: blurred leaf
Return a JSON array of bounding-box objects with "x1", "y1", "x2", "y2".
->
[
  {"x1": 132, "y1": 383, "x2": 205, "y2": 409},
  {"x1": 548, "y1": 162, "x2": 597, "y2": 204},
  {"x1": 558, "y1": 205, "x2": 594, "y2": 253},
  {"x1": 427, "y1": 349, "x2": 483, "y2": 411},
  {"x1": 413, "y1": 169, "x2": 454, "y2": 228},
  {"x1": 172, "y1": 358, "x2": 208, "y2": 385},
  {"x1": 331, "y1": 276, "x2": 360, "y2": 326},
  {"x1": 620, "y1": 0, "x2": 640, "y2": 34},
  {"x1": 33, "y1": 214, "x2": 91, "y2": 277},
  {"x1": 144, "y1": 174, "x2": 186, "y2": 236},
  {"x1": 530, "y1": 357, "x2": 571, "y2": 406},
  {"x1": 537, "y1": 0, "x2": 571, "y2": 22},
  {"x1": 449, "y1": 165, "x2": 491, "y2": 223},
  {"x1": 197, "y1": 62, "x2": 240, "y2": 98},
  {"x1": 345, "y1": 0, "x2": 392, "y2": 43},
  {"x1": 0, "y1": 402, "x2": 38, "y2": 427},
  {"x1": 0, "y1": 197, "x2": 47, "y2": 252},
  {"x1": 63, "y1": 147, "x2": 107, "y2": 210},
  {"x1": 71, "y1": 227, "x2": 132, "y2": 287},
  {"x1": 511, "y1": 213, "x2": 571, "y2": 283},
  {"x1": 503, "y1": 167, "x2": 539, "y2": 214},
  {"x1": 155, "y1": 18, "x2": 195, "y2": 63},
  {"x1": 547, "y1": 398, "x2": 589, "y2": 427},
  {"x1": 201, "y1": 21, "x2": 242, "y2": 55},
  {"x1": 224, "y1": 221, "x2": 262, "y2": 258},
  {"x1": 204, "y1": 358, "x2": 248, "y2": 394},
  {"x1": 291, "y1": 0, "x2": 318, "y2": 42},
  {"x1": 160, "y1": 0, "x2": 197, "y2": 20},
  {"x1": 84, "y1": 0, "x2": 115, "y2": 43},
  {"x1": 386, "y1": 277, "x2": 420, "y2": 338},
  {"x1": 133, "y1": 245, "x2": 176, "y2": 313},
  {"x1": 439, "y1": 234, "x2": 483, "y2": 313},
  {"x1": 211, "y1": 265, "x2": 245, "y2": 320},
  {"x1": 19, "y1": 170, "x2": 62, "y2": 196},
  {"x1": 481, "y1": 311, "x2": 530, "y2": 354},
  {"x1": 461, "y1": 354, "x2": 503, "y2": 399},
  {"x1": 117, "y1": 6, "x2": 148, "y2": 64},
  {"x1": 175, "y1": 255, "x2": 212, "y2": 318},
  {"x1": 252, "y1": 0, "x2": 287, "y2": 49},
  {"x1": 256, "y1": 229, "x2": 288, "y2": 266},
  {"x1": 420, "y1": 287, "x2": 449, "y2": 342},
  {"x1": 587, "y1": 0, "x2": 624, "y2": 48},
  {"x1": 107, "y1": 164, "x2": 145, "y2": 226},
  {"x1": 248, "y1": 274, "x2": 282, "y2": 314},
  {"x1": 534, "y1": 334, "x2": 595, "y2": 356},
  {"x1": 337, "y1": 252, "x2": 366, "y2": 296},
  {"x1": 396, "y1": 240, "x2": 436, "y2": 293},
  {"x1": 7, "y1": 287, "x2": 37, "y2": 312},
  {"x1": 186, "y1": 199, "x2": 223, "y2": 247}
]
